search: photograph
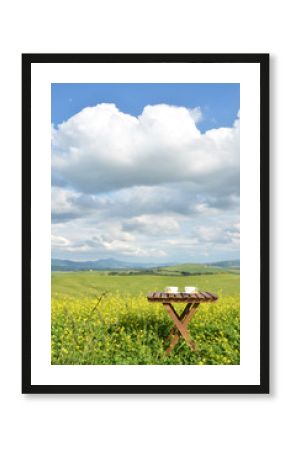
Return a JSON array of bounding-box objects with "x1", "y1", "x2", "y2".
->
[{"x1": 51, "y1": 82, "x2": 240, "y2": 366}]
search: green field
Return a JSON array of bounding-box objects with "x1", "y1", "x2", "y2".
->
[
  {"x1": 51, "y1": 270, "x2": 240, "y2": 365},
  {"x1": 155, "y1": 263, "x2": 234, "y2": 275}
]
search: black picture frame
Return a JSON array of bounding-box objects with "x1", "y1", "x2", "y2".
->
[{"x1": 22, "y1": 53, "x2": 269, "y2": 394}]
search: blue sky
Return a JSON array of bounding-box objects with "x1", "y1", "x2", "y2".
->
[
  {"x1": 51, "y1": 83, "x2": 240, "y2": 263},
  {"x1": 52, "y1": 83, "x2": 239, "y2": 133}
]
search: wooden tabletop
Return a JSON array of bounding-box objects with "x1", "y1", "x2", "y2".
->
[{"x1": 147, "y1": 291, "x2": 218, "y2": 303}]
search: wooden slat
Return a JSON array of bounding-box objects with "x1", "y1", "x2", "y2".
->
[
  {"x1": 205, "y1": 291, "x2": 218, "y2": 300},
  {"x1": 147, "y1": 291, "x2": 218, "y2": 302}
]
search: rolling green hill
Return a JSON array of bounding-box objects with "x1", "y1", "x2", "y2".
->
[
  {"x1": 52, "y1": 270, "x2": 239, "y2": 298},
  {"x1": 154, "y1": 262, "x2": 239, "y2": 276}
]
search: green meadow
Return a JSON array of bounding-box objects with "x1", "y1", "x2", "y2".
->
[{"x1": 51, "y1": 269, "x2": 240, "y2": 365}]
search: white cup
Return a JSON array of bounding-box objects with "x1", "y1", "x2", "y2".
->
[
  {"x1": 185, "y1": 286, "x2": 197, "y2": 293},
  {"x1": 165, "y1": 286, "x2": 179, "y2": 293}
]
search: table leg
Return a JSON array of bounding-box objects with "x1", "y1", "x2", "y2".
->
[
  {"x1": 166, "y1": 303, "x2": 200, "y2": 352},
  {"x1": 165, "y1": 303, "x2": 192, "y2": 343},
  {"x1": 163, "y1": 303, "x2": 200, "y2": 354}
]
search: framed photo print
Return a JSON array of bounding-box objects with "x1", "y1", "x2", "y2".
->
[{"x1": 22, "y1": 53, "x2": 269, "y2": 394}]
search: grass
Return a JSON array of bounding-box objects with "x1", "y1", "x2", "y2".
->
[
  {"x1": 157, "y1": 263, "x2": 227, "y2": 273},
  {"x1": 51, "y1": 271, "x2": 240, "y2": 365}
]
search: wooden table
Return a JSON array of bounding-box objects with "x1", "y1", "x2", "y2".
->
[{"x1": 147, "y1": 291, "x2": 218, "y2": 354}]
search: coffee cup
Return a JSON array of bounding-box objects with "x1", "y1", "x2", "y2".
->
[
  {"x1": 185, "y1": 286, "x2": 197, "y2": 293},
  {"x1": 165, "y1": 286, "x2": 179, "y2": 293}
]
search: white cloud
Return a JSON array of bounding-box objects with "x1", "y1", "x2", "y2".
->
[
  {"x1": 51, "y1": 234, "x2": 70, "y2": 247},
  {"x1": 51, "y1": 102, "x2": 240, "y2": 262},
  {"x1": 52, "y1": 103, "x2": 239, "y2": 194},
  {"x1": 52, "y1": 180, "x2": 239, "y2": 226},
  {"x1": 52, "y1": 221, "x2": 168, "y2": 258},
  {"x1": 194, "y1": 223, "x2": 240, "y2": 245},
  {"x1": 122, "y1": 214, "x2": 180, "y2": 235}
]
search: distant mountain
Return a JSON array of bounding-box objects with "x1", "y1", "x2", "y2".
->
[
  {"x1": 51, "y1": 258, "x2": 165, "y2": 271},
  {"x1": 52, "y1": 258, "x2": 240, "y2": 272}
]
